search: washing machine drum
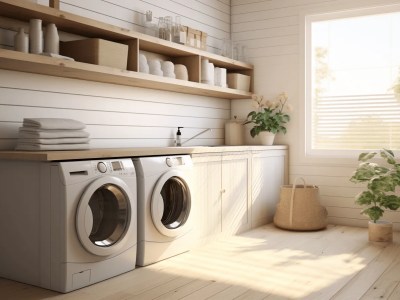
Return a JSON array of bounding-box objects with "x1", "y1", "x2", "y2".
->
[
  {"x1": 76, "y1": 176, "x2": 134, "y2": 256},
  {"x1": 151, "y1": 170, "x2": 191, "y2": 237}
]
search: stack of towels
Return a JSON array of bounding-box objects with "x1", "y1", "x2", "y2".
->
[{"x1": 16, "y1": 118, "x2": 90, "y2": 151}]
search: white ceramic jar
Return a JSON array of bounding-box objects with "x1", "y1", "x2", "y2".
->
[
  {"x1": 44, "y1": 23, "x2": 59, "y2": 54},
  {"x1": 14, "y1": 28, "x2": 29, "y2": 53},
  {"x1": 174, "y1": 64, "x2": 188, "y2": 81},
  {"x1": 29, "y1": 19, "x2": 43, "y2": 54}
]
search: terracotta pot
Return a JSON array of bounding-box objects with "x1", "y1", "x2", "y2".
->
[
  {"x1": 258, "y1": 131, "x2": 275, "y2": 146},
  {"x1": 368, "y1": 220, "x2": 393, "y2": 243}
]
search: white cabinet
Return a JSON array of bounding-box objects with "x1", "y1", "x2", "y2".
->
[
  {"x1": 251, "y1": 150, "x2": 288, "y2": 228},
  {"x1": 221, "y1": 153, "x2": 251, "y2": 236},
  {"x1": 191, "y1": 154, "x2": 222, "y2": 245},
  {"x1": 192, "y1": 148, "x2": 287, "y2": 244},
  {"x1": 192, "y1": 151, "x2": 251, "y2": 243},
  {"x1": 192, "y1": 149, "x2": 288, "y2": 242}
]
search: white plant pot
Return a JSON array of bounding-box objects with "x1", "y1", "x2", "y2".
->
[
  {"x1": 368, "y1": 220, "x2": 393, "y2": 243},
  {"x1": 258, "y1": 131, "x2": 275, "y2": 146}
]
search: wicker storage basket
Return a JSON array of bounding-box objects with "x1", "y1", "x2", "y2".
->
[{"x1": 273, "y1": 178, "x2": 328, "y2": 231}]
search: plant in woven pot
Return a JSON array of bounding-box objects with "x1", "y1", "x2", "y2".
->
[
  {"x1": 350, "y1": 149, "x2": 400, "y2": 243},
  {"x1": 244, "y1": 92, "x2": 291, "y2": 145}
]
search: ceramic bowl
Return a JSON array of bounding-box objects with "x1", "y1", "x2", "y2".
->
[
  {"x1": 162, "y1": 61, "x2": 175, "y2": 77},
  {"x1": 148, "y1": 60, "x2": 163, "y2": 76},
  {"x1": 174, "y1": 64, "x2": 188, "y2": 81}
]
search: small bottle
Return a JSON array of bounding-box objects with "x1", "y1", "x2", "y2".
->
[
  {"x1": 144, "y1": 10, "x2": 157, "y2": 37},
  {"x1": 164, "y1": 16, "x2": 172, "y2": 41},
  {"x1": 175, "y1": 127, "x2": 183, "y2": 146},
  {"x1": 158, "y1": 17, "x2": 166, "y2": 40},
  {"x1": 221, "y1": 38, "x2": 233, "y2": 58},
  {"x1": 173, "y1": 16, "x2": 186, "y2": 45},
  {"x1": 14, "y1": 28, "x2": 29, "y2": 53}
]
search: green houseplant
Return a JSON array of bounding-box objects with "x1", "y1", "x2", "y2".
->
[
  {"x1": 245, "y1": 93, "x2": 290, "y2": 137},
  {"x1": 350, "y1": 149, "x2": 400, "y2": 242},
  {"x1": 244, "y1": 93, "x2": 291, "y2": 145}
]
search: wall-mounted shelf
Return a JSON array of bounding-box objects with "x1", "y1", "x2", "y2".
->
[{"x1": 0, "y1": 0, "x2": 254, "y2": 99}]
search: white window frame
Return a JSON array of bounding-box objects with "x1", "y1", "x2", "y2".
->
[{"x1": 304, "y1": 4, "x2": 400, "y2": 159}]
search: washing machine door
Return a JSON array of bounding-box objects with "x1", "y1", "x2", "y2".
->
[
  {"x1": 76, "y1": 176, "x2": 134, "y2": 256},
  {"x1": 151, "y1": 170, "x2": 191, "y2": 237}
]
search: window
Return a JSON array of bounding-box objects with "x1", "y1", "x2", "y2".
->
[{"x1": 305, "y1": 5, "x2": 400, "y2": 157}]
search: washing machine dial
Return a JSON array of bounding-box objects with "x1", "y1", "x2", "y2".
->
[
  {"x1": 97, "y1": 162, "x2": 108, "y2": 173},
  {"x1": 166, "y1": 157, "x2": 173, "y2": 167}
]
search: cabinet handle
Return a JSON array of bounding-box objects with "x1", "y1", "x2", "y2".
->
[{"x1": 221, "y1": 189, "x2": 226, "y2": 194}]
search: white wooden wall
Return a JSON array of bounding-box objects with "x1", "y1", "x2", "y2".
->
[
  {"x1": 231, "y1": 0, "x2": 400, "y2": 229},
  {"x1": 0, "y1": 0, "x2": 231, "y2": 149}
]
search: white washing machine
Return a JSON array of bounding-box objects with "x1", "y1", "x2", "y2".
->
[
  {"x1": 133, "y1": 155, "x2": 194, "y2": 266},
  {"x1": 0, "y1": 158, "x2": 137, "y2": 293}
]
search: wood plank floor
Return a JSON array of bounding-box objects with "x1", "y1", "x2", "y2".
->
[{"x1": 2, "y1": 224, "x2": 400, "y2": 300}]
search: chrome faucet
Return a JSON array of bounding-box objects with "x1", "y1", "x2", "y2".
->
[{"x1": 180, "y1": 128, "x2": 212, "y2": 146}]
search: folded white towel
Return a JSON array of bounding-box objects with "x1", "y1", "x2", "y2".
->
[
  {"x1": 18, "y1": 137, "x2": 90, "y2": 145},
  {"x1": 23, "y1": 118, "x2": 86, "y2": 130},
  {"x1": 19, "y1": 128, "x2": 90, "y2": 139},
  {"x1": 15, "y1": 143, "x2": 90, "y2": 151}
]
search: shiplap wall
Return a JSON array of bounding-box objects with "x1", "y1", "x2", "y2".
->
[
  {"x1": 0, "y1": 0, "x2": 231, "y2": 149},
  {"x1": 231, "y1": 0, "x2": 400, "y2": 229}
]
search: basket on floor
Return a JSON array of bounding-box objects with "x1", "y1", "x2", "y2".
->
[{"x1": 273, "y1": 177, "x2": 328, "y2": 231}]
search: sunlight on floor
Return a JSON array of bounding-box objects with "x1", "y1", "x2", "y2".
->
[{"x1": 150, "y1": 225, "x2": 371, "y2": 298}]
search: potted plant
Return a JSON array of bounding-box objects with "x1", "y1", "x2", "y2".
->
[
  {"x1": 244, "y1": 92, "x2": 291, "y2": 145},
  {"x1": 350, "y1": 149, "x2": 400, "y2": 242}
]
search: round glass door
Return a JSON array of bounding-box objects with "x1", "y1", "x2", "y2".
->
[
  {"x1": 151, "y1": 171, "x2": 191, "y2": 237},
  {"x1": 86, "y1": 184, "x2": 129, "y2": 247},
  {"x1": 76, "y1": 177, "x2": 133, "y2": 256}
]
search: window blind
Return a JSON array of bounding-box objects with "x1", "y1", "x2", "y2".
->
[{"x1": 312, "y1": 94, "x2": 400, "y2": 150}]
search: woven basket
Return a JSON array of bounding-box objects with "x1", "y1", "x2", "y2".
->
[{"x1": 273, "y1": 177, "x2": 328, "y2": 231}]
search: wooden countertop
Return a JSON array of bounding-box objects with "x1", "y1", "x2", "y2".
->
[{"x1": 0, "y1": 145, "x2": 288, "y2": 161}]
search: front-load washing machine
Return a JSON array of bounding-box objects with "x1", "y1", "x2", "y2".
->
[
  {"x1": 133, "y1": 155, "x2": 194, "y2": 266},
  {"x1": 0, "y1": 158, "x2": 137, "y2": 293}
]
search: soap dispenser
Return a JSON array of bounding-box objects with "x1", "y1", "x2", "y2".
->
[{"x1": 175, "y1": 127, "x2": 183, "y2": 146}]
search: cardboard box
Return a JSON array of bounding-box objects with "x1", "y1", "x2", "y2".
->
[
  {"x1": 187, "y1": 27, "x2": 201, "y2": 48},
  {"x1": 227, "y1": 73, "x2": 251, "y2": 92},
  {"x1": 185, "y1": 27, "x2": 207, "y2": 50},
  {"x1": 60, "y1": 38, "x2": 128, "y2": 69}
]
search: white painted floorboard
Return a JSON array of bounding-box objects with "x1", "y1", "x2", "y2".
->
[{"x1": 1, "y1": 224, "x2": 400, "y2": 299}]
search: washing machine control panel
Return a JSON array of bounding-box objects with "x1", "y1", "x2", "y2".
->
[
  {"x1": 166, "y1": 156, "x2": 185, "y2": 167},
  {"x1": 93, "y1": 159, "x2": 135, "y2": 176}
]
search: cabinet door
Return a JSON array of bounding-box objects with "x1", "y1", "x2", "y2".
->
[
  {"x1": 191, "y1": 154, "x2": 222, "y2": 245},
  {"x1": 251, "y1": 150, "x2": 288, "y2": 228},
  {"x1": 221, "y1": 153, "x2": 251, "y2": 236}
]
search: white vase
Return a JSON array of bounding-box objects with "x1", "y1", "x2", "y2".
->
[
  {"x1": 44, "y1": 23, "x2": 59, "y2": 54},
  {"x1": 258, "y1": 131, "x2": 275, "y2": 145},
  {"x1": 29, "y1": 19, "x2": 43, "y2": 54},
  {"x1": 14, "y1": 28, "x2": 29, "y2": 53}
]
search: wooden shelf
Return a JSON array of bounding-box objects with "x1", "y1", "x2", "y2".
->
[
  {"x1": 0, "y1": 0, "x2": 254, "y2": 99},
  {"x1": 0, "y1": 49, "x2": 252, "y2": 99}
]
